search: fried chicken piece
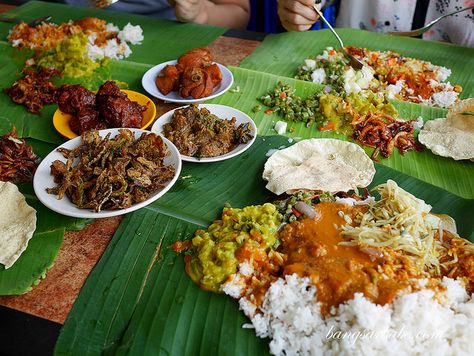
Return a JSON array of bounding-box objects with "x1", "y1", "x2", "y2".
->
[
  {"x1": 178, "y1": 48, "x2": 212, "y2": 68},
  {"x1": 156, "y1": 64, "x2": 182, "y2": 95},
  {"x1": 69, "y1": 107, "x2": 106, "y2": 135},
  {"x1": 57, "y1": 84, "x2": 96, "y2": 115},
  {"x1": 180, "y1": 67, "x2": 214, "y2": 99},
  {"x1": 99, "y1": 96, "x2": 145, "y2": 128},
  {"x1": 204, "y1": 64, "x2": 222, "y2": 87}
]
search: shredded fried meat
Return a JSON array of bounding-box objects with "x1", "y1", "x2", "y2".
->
[
  {"x1": 0, "y1": 128, "x2": 40, "y2": 183},
  {"x1": 352, "y1": 112, "x2": 422, "y2": 160},
  {"x1": 162, "y1": 104, "x2": 253, "y2": 158},
  {"x1": 46, "y1": 129, "x2": 175, "y2": 212},
  {"x1": 4, "y1": 68, "x2": 59, "y2": 114}
]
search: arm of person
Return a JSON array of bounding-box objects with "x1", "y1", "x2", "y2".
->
[
  {"x1": 278, "y1": 0, "x2": 324, "y2": 32},
  {"x1": 170, "y1": 0, "x2": 250, "y2": 30}
]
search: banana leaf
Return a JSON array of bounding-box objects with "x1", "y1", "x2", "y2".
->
[
  {"x1": 206, "y1": 66, "x2": 474, "y2": 199},
  {"x1": 239, "y1": 29, "x2": 474, "y2": 98},
  {"x1": 55, "y1": 135, "x2": 474, "y2": 355},
  {"x1": 0, "y1": 138, "x2": 89, "y2": 295},
  {"x1": 0, "y1": 1, "x2": 227, "y2": 65}
]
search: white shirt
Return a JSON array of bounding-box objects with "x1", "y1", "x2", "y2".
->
[{"x1": 335, "y1": 0, "x2": 474, "y2": 47}]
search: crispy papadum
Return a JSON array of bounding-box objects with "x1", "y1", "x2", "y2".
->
[
  {"x1": 0, "y1": 182, "x2": 37, "y2": 269},
  {"x1": 263, "y1": 138, "x2": 375, "y2": 195}
]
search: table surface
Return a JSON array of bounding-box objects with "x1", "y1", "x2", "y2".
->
[{"x1": 0, "y1": 0, "x2": 261, "y2": 335}]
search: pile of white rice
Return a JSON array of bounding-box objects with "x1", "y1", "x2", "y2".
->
[
  {"x1": 86, "y1": 22, "x2": 143, "y2": 61},
  {"x1": 226, "y1": 274, "x2": 474, "y2": 355}
]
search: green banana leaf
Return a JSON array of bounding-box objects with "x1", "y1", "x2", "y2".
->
[
  {"x1": 55, "y1": 135, "x2": 474, "y2": 355},
  {"x1": 206, "y1": 67, "x2": 474, "y2": 199},
  {"x1": 239, "y1": 29, "x2": 474, "y2": 98},
  {"x1": 0, "y1": 139, "x2": 89, "y2": 295},
  {"x1": 0, "y1": 1, "x2": 227, "y2": 66}
]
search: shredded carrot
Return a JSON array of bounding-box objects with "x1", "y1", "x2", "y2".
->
[
  {"x1": 329, "y1": 49, "x2": 336, "y2": 56},
  {"x1": 388, "y1": 58, "x2": 397, "y2": 66},
  {"x1": 279, "y1": 92, "x2": 287, "y2": 99},
  {"x1": 319, "y1": 121, "x2": 335, "y2": 131},
  {"x1": 292, "y1": 207, "x2": 303, "y2": 218},
  {"x1": 371, "y1": 53, "x2": 378, "y2": 61}
]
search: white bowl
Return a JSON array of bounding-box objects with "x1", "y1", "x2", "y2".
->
[
  {"x1": 33, "y1": 128, "x2": 182, "y2": 218},
  {"x1": 141, "y1": 60, "x2": 233, "y2": 104},
  {"x1": 151, "y1": 104, "x2": 257, "y2": 163}
]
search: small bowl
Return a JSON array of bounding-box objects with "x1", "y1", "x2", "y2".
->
[{"x1": 53, "y1": 90, "x2": 156, "y2": 139}]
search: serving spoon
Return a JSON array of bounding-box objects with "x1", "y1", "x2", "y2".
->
[
  {"x1": 312, "y1": 4, "x2": 364, "y2": 70},
  {"x1": 89, "y1": 0, "x2": 119, "y2": 9},
  {"x1": 388, "y1": 6, "x2": 474, "y2": 37}
]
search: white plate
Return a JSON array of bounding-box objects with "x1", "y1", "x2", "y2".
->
[
  {"x1": 151, "y1": 104, "x2": 257, "y2": 163},
  {"x1": 141, "y1": 60, "x2": 234, "y2": 104},
  {"x1": 33, "y1": 128, "x2": 182, "y2": 218}
]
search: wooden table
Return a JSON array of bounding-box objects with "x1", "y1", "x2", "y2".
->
[{"x1": 0, "y1": 2, "x2": 262, "y2": 352}]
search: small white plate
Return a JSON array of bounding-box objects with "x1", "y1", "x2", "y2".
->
[
  {"x1": 141, "y1": 60, "x2": 234, "y2": 104},
  {"x1": 33, "y1": 128, "x2": 182, "y2": 218},
  {"x1": 151, "y1": 104, "x2": 257, "y2": 163}
]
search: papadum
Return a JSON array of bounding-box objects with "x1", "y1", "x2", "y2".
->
[
  {"x1": 0, "y1": 181, "x2": 37, "y2": 269},
  {"x1": 263, "y1": 138, "x2": 375, "y2": 195},
  {"x1": 418, "y1": 99, "x2": 474, "y2": 161}
]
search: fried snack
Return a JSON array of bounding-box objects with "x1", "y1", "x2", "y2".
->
[
  {"x1": 0, "y1": 128, "x2": 40, "y2": 183},
  {"x1": 352, "y1": 112, "x2": 422, "y2": 160},
  {"x1": 4, "y1": 68, "x2": 59, "y2": 114},
  {"x1": 46, "y1": 129, "x2": 175, "y2": 212},
  {"x1": 155, "y1": 47, "x2": 222, "y2": 99},
  {"x1": 57, "y1": 81, "x2": 146, "y2": 135},
  {"x1": 162, "y1": 104, "x2": 253, "y2": 158}
]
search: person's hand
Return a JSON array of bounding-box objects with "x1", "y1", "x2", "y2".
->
[
  {"x1": 278, "y1": 0, "x2": 321, "y2": 32},
  {"x1": 169, "y1": 0, "x2": 207, "y2": 24}
]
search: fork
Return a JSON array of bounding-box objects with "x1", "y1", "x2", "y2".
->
[
  {"x1": 0, "y1": 15, "x2": 52, "y2": 27},
  {"x1": 89, "y1": 0, "x2": 119, "y2": 9},
  {"x1": 389, "y1": 5, "x2": 474, "y2": 37},
  {"x1": 312, "y1": 5, "x2": 364, "y2": 70}
]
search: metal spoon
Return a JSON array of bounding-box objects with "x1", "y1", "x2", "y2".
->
[
  {"x1": 89, "y1": 0, "x2": 119, "y2": 9},
  {"x1": 389, "y1": 6, "x2": 474, "y2": 37},
  {"x1": 312, "y1": 4, "x2": 364, "y2": 70}
]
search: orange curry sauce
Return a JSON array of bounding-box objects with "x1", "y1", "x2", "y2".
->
[{"x1": 278, "y1": 202, "x2": 423, "y2": 315}]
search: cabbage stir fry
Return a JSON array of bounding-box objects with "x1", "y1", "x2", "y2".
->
[{"x1": 47, "y1": 129, "x2": 175, "y2": 212}]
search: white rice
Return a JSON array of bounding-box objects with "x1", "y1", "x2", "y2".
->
[
  {"x1": 85, "y1": 23, "x2": 143, "y2": 61},
  {"x1": 311, "y1": 68, "x2": 327, "y2": 84},
  {"x1": 118, "y1": 23, "x2": 144, "y2": 45},
  {"x1": 233, "y1": 274, "x2": 474, "y2": 356}
]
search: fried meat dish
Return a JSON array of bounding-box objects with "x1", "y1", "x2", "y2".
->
[
  {"x1": 4, "y1": 68, "x2": 59, "y2": 114},
  {"x1": 162, "y1": 104, "x2": 253, "y2": 158},
  {"x1": 57, "y1": 81, "x2": 146, "y2": 135},
  {"x1": 155, "y1": 48, "x2": 223, "y2": 99},
  {"x1": 0, "y1": 128, "x2": 40, "y2": 183},
  {"x1": 46, "y1": 129, "x2": 175, "y2": 212}
]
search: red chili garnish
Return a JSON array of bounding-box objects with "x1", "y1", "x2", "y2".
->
[
  {"x1": 265, "y1": 109, "x2": 273, "y2": 114},
  {"x1": 319, "y1": 121, "x2": 335, "y2": 131},
  {"x1": 0, "y1": 128, "x2": 40, "y2": 183},
  {"x1": 279, "y1": 92, "x2": 287, "y2": 99}
]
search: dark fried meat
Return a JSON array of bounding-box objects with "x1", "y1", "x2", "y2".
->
[
  {"x1": 57, "y1": 84, "x2": 96, "y2": 115},
  {"x1": 62, "y1": 81, "x2": 146, "y2": 135},
  {"x1": 0, "y1": 128, "x2": 40, "y2": 183},
  {"x1": 46, "y1": 129, "x2": 175, "y2": 212},
  {"x1": 163, "y1": 104, "x2": 253, "y2": 158},
  {"x1": 99, "y1": 96, "x2": 145, "y2": 128},
  {"x1": 4, "y1": 68, "x2": 59, "y2": 114}
]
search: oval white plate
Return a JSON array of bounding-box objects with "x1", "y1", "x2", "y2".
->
[
  {"x1": 33, "y1": 128, "x2": 182, "y2": 218},
  {"x1": 142, "y1": 60, "x2": 234, "y2": 104},
  {"x1": 151, "y1": 104, "x2": 257, "y2": 163}
]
